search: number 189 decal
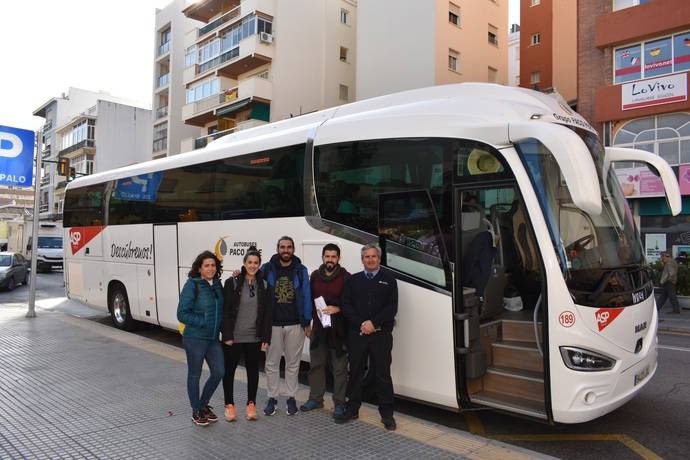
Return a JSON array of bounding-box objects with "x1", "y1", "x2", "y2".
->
[{"x1": 559, "y1": 310, "x2": 576, "y2": 328}]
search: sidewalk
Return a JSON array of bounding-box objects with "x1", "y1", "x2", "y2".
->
[
  {"x1": 0, "y1": 305, "x2": 555, "y2": 460},
  {"x1": 657, "y1": 306, "x2": 690, "y2": 334}
]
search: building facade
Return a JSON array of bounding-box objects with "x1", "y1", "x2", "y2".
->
[
  {"x1": 152, "y1": 0, "x2": 204, "y2": 158},
  {"x1": 579, "y1": 0, "x2": 690, "y2": 261},
  {"x1": 33, "y1": 91, "x2": 151, "y2": 220},
  {"x1": 520, "y1": 0, "x2": 577, "y2": 106},
  {"x1": 508, "y1": 23, "x2": 521, "y2": 87},
  {"x1": 357, "y1": 0, "x2": 508, "y2": 100},
  {"x1": 178, "y1": 0, "x2": 357, "y2": 151}
]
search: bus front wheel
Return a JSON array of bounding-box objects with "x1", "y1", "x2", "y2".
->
[{"x1": 109, "y1": 285, "x2": 136, "y2": 331}]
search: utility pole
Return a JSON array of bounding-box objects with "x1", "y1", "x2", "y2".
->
[{"x1": 27, "y1": 132, "x2": 42, "y2": 318}]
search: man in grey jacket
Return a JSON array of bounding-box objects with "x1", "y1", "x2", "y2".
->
[{"x1": 658, "y1": 251, "x2": 681, "y2": 314}]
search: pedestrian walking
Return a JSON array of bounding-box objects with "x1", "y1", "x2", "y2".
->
[
  {"x1": 658, "y1": 251, "x2": 681, "y2": 314},
  {"x1": 177, "y1": 250, "x2": 225, "y2": 426},
  {"x1": 335, "y1": 243, "x2": 398, "y2": 431},
  {"x1": 261, "y1": 236, "x2": 312, "y2": 416},
  {"x1": 221, "y1": 247, "x2": 272, "y2": 422},
  {"x1": 300, "y1": 244, "x2": 349, "y2": 418}
]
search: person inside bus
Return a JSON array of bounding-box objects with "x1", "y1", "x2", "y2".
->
[
  {"x1": 221, "y1": 247, "x2": 272, "y2": 422},
  {"x1": 177, "y1": 250, "x2": 225, "y2": 427},
  {"x1": 260, "y1": 236, "x2": 312, "y2": 417}
]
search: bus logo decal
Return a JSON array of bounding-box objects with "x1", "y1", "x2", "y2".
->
[
  {"x1": 595, "y1": 307, "x2": 624, "y2": 332},
  {"x1": 559, "y1": 311, "x2": 576, "y2": 328},
  {"x1": 69, "y1": 226, "x2": 105, "y2": 255}
]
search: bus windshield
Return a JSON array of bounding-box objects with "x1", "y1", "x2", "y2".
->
[
  {"x1": 37, "y1": 236, "x2": 63, "y2": 249},
  {"x1": 517, "y1": 128, "x2": 652, "y2": 308}
]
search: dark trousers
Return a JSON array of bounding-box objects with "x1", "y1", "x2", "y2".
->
[
  {"x1": 657, "y1": 282, "x2": 680, "y2": 313},
  {"x1": 223, "y1": 342, "x2": 262, "y2": 405},
  {"x1": 182, "y1": 337, "x2": 224, "y2": 412},
  {"x1": 346, "y1": 330, "x2": 394, "y2": 418},
  {"x1": 308, "y1": 339, "x2": 348, "y2": 405}
]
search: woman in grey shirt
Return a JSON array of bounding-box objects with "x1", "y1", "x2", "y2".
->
[{"x1": 221, "y1": 247, "x2": 272, "y2": 421}]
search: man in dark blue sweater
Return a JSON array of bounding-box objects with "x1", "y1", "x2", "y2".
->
[{"x1": 335, "y1": 243, "x2": 398, "y2": 430}]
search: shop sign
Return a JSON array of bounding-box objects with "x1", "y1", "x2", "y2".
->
[
  {"x1": 645, "y1": 233, "x2": 666, "y2": 263},
  {"x1": 615, "y1": 166, "x2": 665, "y2": 198},
  {"x1": 679, "y1": 164, "x2": 690, "y2": 195},
  {"x1": 621, "y1": 73, "x2": 687, "y2": 110}
]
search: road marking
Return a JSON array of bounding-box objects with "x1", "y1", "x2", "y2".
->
[
  {"x1": 658, "y1": 344, "x2": 690, "y2": 353},
  {"x1": 490, "y1": 434, "x2": 662, "y2": 460}
]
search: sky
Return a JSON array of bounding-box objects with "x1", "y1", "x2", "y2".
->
[{"x1": 0, "y1": 0, "x2": 520, "y2": 132}]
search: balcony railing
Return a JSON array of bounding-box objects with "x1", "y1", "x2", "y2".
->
[
  {"x1": 198, "y1": 5, "x2": 241, "y2": 37},
  {"x1": 198, "y1": 47, "x2": 240, "y2": 74},
  {"x1": 43, "y1": 120, "x2": 53, "y2": 132},
  {"x1": 158, "y1": 41, "x2": 170, "y2": 57},
  {"x1": 59, "y1": 139, "x2": 95, "y2": 157},
  {"x1": 157, "y1": 73, "x2": 170, "y2": 88},
  {"x1": 39, "y1": 204, "x2": 49, "y2": 213},
  {"x1": 153, "y1": 136, "x2": 168, "y2": 152},
  {"x1": 194, "y1": 128, "x2": 235, "y2": 149},
  {"x1": 40, "y1": 175, "x2": 50, "y2": 186},
  {"x1": 156, "y1": 106, "x2": 169, "y2": 119},
  {"x1": 41, "y1": 147, "x2": 51, "y2": 158}
]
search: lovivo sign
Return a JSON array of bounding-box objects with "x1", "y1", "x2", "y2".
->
[
  {"x1": 0, "y1": 125, "x2": 35, "y2": 188},
  {"x1": 622, "y1": 73, "x2": 687, "y2": 110}
]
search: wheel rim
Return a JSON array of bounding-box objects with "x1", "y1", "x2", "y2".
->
[{"x1": 113, "y1": 293, "x2": 127, "y2": 324}]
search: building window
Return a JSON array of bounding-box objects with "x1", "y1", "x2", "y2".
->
[
  {"x1": 488, "y1": 67, "x2": 498, "y2": 83},
  {"x1": 530, "y1": 71, "x2": 541, "y2": 85},
  {"x1": 613, "y1": 0, "x2": 651, "y2": 12},
  {"x1": 339, "y1": 84, "x2": 349, "y2": 101},
  {"x1": 449, "y1": 49, "x2": 460, "y2": 72},
  {"x1": 531, "y1": 0, "x2": 541, "y2": 6},
  {"x1": 614, "y1": 30, "x2": 690, "y2": 84},
  {"x1": 340, "y1": 46, "x2": 348, "y2": 62},
  {"x1": 613, "y1": 113, "x2": 690, "y2": 166},
  {"x1": 531, "y1": 33, "x2": 541, "y2": 46},
  {"x1": 61, "y1": 119, "x2": 95, "y2": 150},
  {"x1": 449, "y1": 3, "x2": 460, "y2": 26},
  {"x1": 72, "y1": 154, "x2": 94, "y2": 176},
  {"x1": 488, "y1": 25, "x2": 498, "y2": 46},
  {"x1": 340, "y1": 9, "x2": 349, "y2": 25},
  {"x1": 186, "y1": 78, "x2": 221, "y2": 104}
]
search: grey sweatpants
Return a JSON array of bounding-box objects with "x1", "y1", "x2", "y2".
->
[{"x1": 265, "y1": 324, "x2": 305, "y2": 399}]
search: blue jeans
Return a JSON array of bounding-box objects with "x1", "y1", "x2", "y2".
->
[{"x1": 183, "y1": 337, "x2": 225, "y2": 412}]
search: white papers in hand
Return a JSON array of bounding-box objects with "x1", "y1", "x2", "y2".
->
[{"x1": 314, "y1": 296, "x2": 331, "y2": 327}]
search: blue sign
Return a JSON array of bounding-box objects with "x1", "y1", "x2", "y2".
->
[
  {"x1": 113, "y1": 172, "x2": 163, "y2": 202},
  {"x1": 0, "y1": 125, "x2": 35, "y2": 188}
]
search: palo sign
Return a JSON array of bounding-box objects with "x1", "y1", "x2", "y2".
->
[{"x1": 0, "y1": 125, "x2": 35, "y2": 187}]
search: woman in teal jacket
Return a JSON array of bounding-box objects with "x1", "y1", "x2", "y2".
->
[{"x1": 177, "y1": 250, "x2": 224, "y2": 427}]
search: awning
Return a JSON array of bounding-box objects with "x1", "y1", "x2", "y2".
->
[{"x1": 215, "y1": 98, "x2": 251, "y2": 117}]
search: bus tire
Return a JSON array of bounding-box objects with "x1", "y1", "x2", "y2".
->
[{"x1": 109, "y1": 285, "x2": 136, "y2": 331}]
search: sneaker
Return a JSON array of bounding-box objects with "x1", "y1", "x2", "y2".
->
[
  {"x1": 192, "y1": 410, "x2": 209, "y2": 426},
  {"x1": 224, "y1": 404, "x2": 236, "y2": 422},
  {"x1": 300, "y1": 399, "x2": 324, "y2": 412},
  {"x1": 264, "y1": 397, "x2": 278, "y2": 416},
  {"x1": 334, "y1": 408, "x2": 358, "y2": 424},
  {"x1": 200, "y1": 405, "x2": 218, "y2": 423},
  {"x1": 381, "y1": 416, "x2": 397, "y2": 431},
  {"x1": 246, "y1": 402, "x2": 257, "y2": 421},
  {"x1": 286, "y1": 397, "x2": 298, "y2": 416},
  {"x1": 333, "y1": 403, "x2": 346, "y2": 419}
]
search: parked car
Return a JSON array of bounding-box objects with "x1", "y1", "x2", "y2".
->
[{"x1": 0, "y1": 252, "x2": 30, "y2": 291}]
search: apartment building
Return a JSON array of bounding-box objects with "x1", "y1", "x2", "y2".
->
[
  {"x1": 33, "y1": 92, "x2": 151, "y2": 220},
  {"x1": 179, "y1": 0, "x2": 357, "y2": 151},
  {"x1": 152, "y1": 0, "x2": 204, "y2": 158},
  {"x1": 32, "y1": 88, "x2": 149, "y2": 220},
  {"x1": 508, "y1": 23, "x2": 521, "y2": 87},
  {"x1": 356, "y1": 0, "x2": 508, "y2": 100},
  {"x1": 520, "y1": 0, "x2": 577, "y2": 106},
  {"x1": 579, "y1": 0, "x2": 690, "y2": 260}
]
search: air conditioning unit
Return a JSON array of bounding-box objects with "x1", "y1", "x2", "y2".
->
[{"x1": 259, "y1": 32, "x2": 273, "y2": 43}]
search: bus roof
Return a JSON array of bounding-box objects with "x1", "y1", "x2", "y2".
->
[{"x1": 66, "y1": 83, "x2": 595, "y2": 190}]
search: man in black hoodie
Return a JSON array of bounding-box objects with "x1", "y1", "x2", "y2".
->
[{"x1": 260, "y1": 236, "x2": 312, "y2": 416}]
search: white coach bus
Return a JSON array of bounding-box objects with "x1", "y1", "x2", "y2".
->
[{"x1": 63, "y1": 84, "x2": 680, "y2": 424}]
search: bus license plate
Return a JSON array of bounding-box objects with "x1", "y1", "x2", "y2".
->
[{"x1": 634, "y1": 365, "x2": 650, "y2": 386}]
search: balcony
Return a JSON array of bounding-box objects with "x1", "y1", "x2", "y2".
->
[
  {"x1": 182, "y1": 75, "x2": 272, "y2": 126},
  {"x1": 41, "y1": 147, "x2": 51, "y2": 158},
  {"x1": 155, "y1": 106, "x2": 169, "y2": 119},
  {"x1": 156, "y1": 73, "x2": 170, "y2": 89},
  {"x1": 59, "y1": 139, "x2": 95, "y2": 158},
  {"x1": 153, "y1": 136, "x2": 168, "y2": 153},
  {"x1": 40, "y1": 175, "x2": 50, "y2": 186},
  {"x1": 158, "y1": 41, "x2": 170, "y2": 57},
  {"x1": 198, "y1": 5, "x2": 240, "y2": 38},
  {"x1": 43, "y1": 120, "x2": 53, "y2": 132},
  {"x1": 191, "y1": 119, "x2": 267, "y2": 150},
  {"x1": 39, "y1": 204, "x2": 49, "y2": 213},
  {"x1": 183, "y1": 0, "x2": 240, "y2": 23},
  {"x1": 184, "y1": 34, "x2": 273, "y2": 85}
]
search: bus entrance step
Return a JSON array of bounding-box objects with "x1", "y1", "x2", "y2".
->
[
  {"x1": 471, "y1": 390, "x2": 547, "y2": 419},
  {"x1": 491, "y1": 340, "x2": 542, "y2": 373},
  {"x1": 502, "y1": 319, "x2": 542, "y2": 343},
  {"x1": 483, "y1": 366, "x2": 544, "y2": 402}
]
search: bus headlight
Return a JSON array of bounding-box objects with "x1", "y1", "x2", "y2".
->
[{"x1": 560, "y1": 346, "x2": 616, "y2": 371}]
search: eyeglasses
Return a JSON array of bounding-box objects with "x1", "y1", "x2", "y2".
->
[{"x1": 249, "y1": 282, "x2": 256, "y2": 298}]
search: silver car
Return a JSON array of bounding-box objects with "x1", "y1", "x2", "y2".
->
[{"x1": 0, "y1": 252, "x2": 30, "y2": 291}]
